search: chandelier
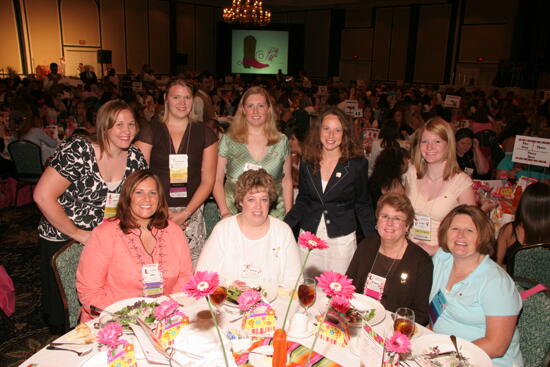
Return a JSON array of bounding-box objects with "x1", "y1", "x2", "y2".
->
[{"x1": 223, "y1": 0, "x2": 271, "y2": 26}]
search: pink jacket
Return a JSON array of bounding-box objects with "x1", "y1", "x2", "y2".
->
[{"x1": 76, "y1": 219, "x2": 192, "y2": 321}]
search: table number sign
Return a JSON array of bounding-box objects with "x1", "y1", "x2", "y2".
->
[
  {"x1": 512, "y1": 135, "x2": 550, "y2": 167},
  {"x1": 359, "y1": 324, "x2": 384, "y2": 367}
]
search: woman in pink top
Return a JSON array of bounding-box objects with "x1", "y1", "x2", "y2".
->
[{"x1": 77, "y1": 170, "x2": 193, "y2": 321}]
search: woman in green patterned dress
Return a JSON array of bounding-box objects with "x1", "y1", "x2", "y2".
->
[{"x1": 213, "y1": 86, "x2": 293, "y2": 220}]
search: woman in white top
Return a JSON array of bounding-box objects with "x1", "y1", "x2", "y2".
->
[
  {"x1": 403, "y1": 117, "x2": 475, "y2": 256},
  {"x1": 196, "y1": 169, "x2": 301, "y2": 289}
]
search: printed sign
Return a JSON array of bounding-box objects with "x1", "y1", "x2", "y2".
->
[
  {"x1": 344, "y1": 99, "x2": 360, "y2": 116},
  {"x1": 443, "y1": 95, "x2": 461, "y2": 108},
  {"x1": 512, "y1": 135, "x2": 550, "y2": 167}
]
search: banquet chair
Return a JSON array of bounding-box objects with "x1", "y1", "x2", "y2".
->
[
  {"x1": 51, "y1": 241, "x2": 84, "y2": 331},
  {"x1": 514, "y1": 277, "x2": 550, "y2": 367},
  {"x1": 509, "y1": 243, "x2": 550, "y2": 287},
  {"x1": 7, "y1": 140, "x2": 43, "y2": 207}
]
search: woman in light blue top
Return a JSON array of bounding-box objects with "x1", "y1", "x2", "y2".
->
[{"x1": 429, "y1": 205, "x2": 523, "y2": 367}]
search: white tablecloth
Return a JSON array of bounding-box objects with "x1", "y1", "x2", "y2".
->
[{"x1": 19, "y1": 290, "x2": 430, "y2": 367}]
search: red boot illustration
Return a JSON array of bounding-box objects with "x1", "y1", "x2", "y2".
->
[{"x1": 243, "y1": 35, "x2": 269, "y2": 69}]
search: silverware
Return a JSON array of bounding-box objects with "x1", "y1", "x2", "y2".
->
[
  {"x1": 46, "y1": 345, "x2": 92, "y2": 356},
  {"x1": 50, "y1": 341, "x2": 93, "y2": 346},
  {"x1": 450, "y1": 335, "x2": 465, "y2": 366}
]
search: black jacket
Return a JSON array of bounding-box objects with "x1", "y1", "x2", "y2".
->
[
  {"x1": 346, "y1": 235, "x2": 433, "y2": 325},
  {"x1": 284, "y1": 158, "x2": 375, "y2": 238}
]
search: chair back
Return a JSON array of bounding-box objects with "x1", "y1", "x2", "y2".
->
[
  {"x1": 515, "y1": 278, "x2": 550, "y2": 367},
  {"x1": 51, "y1": 241, "x2": 84, "y2": 330},
  {"x1": 7, "y1": 140, "x2": 44, "y2": 181},
  {"x1": 509, "y1": 243, "x2": 550, "y2": 287}
]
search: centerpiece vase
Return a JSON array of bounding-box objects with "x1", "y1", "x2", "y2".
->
[{"x1": 272, "y1": 328, "x2": 287, "y2": 367}]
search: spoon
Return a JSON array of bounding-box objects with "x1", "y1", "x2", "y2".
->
[{"x1": 450, "y1": 335, "x2": 465, "y2": 366}]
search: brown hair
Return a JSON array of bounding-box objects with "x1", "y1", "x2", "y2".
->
[
  {"x1": 229, "y1": 86, "x2": 280, "y2": 145},
  {"x1": 514, "y1": 182, "x2": 550, "y2": 245},
  {"x1": 411, "y1": 117, "x2": 460, "y2": 180},
  {"x1": 96, "y1": 99, "x2": 138, "y2": 156},
  {"x1": 302, "y1": 107, "x2": 362, "y2": 171},
  {"x1": 376, "y1": 193, "x2": 415, "y2": 229},
  {"x1": 114, "y1": 170, "x2": 169, "y2": 233},
  {"x1": 438, "y1": 205, "x2": 495, "y2": 255},
  {"x1": 233, "y1": 169, "x2": 277, "y2": 211},
  {"x1": 162, "y1": 79, "x2": 198, "y2": 123}
]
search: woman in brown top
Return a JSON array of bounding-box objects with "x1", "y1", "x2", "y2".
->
[{"x1": 135, "y1": 79, "x2": 218, "y2": 265}]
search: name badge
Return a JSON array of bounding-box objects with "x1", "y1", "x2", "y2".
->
[
  {"x1": 169, "y1": 186, "x2": 187, "y2": 198},
  {"x1": 169, "y1": 154, "x2": 188, "y2": 184},
  {"x1": 428, "y1": 289, "x2": 447, "y2": 327},
  {"x1": 103, "y1": 193, "x2": 120, "y2": 220},
  {"x1": 412, "y1": 215, "x2": 431, "y2": 241},
  {"x1": 364, "y1": 272, "x2": 386, "y2": 301},
  {"x1": 243, "y1": 162, "x2": 263, "y2": 172},
  {"x1": 142, "y1": 264, "x2": 163, "y2": 298}
]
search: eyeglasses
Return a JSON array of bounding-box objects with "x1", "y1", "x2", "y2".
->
[{"x1": 378, "y1": 214, "x2": 407, "y2": 224}]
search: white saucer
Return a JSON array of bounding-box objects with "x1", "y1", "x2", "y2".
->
[{"x1": 287, "y1": 323, "x2": 316, "y2": 339}]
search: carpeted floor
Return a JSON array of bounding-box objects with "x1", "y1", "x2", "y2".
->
[{"x1": 0, "y1": 205, "x2": 59, "y2": 367}]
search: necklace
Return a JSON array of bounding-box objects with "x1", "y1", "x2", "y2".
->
[{"x1": 426, "y1": 173, "x2": 443, "y2": 181}]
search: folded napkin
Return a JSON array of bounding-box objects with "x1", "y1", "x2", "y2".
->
[
  {"x1": 233, "y1": 338, "x2": 342, "y2": 367},
  {"x1": 172, "y1": 322, "x2": 237, "y2": 367}
]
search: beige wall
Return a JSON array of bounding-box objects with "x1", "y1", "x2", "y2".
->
[
  {"x1": 0, "y1": 0, "x2": 22, "y2": 73},
  {"x1": 101, "y1": 0, "x2": 126, "y2": 74},
  {"x1": 25, "y1": 0, "x2": 62, "y2": 70}
]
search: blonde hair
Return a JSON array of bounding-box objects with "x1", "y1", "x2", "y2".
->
[
  {"x1": 96, "y1": 100, "x2": 138, "y2": 156},
  {"x1": 229, "y1": 86, "x2": 280, "y2": 145},
  {"x1": 162, "y1": 79, "x2": 198, "y2": 123},
  {"x1": 412, "y1": 117, "x2": 460, "y2": 180}
]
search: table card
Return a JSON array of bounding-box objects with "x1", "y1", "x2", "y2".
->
[
  {"x1": 443, "y1": 95, "x2": 461, "y2": 108},
  {"x1": 512, "y1": 135, "x2": 550, "y2": 167},
  {"x1": 359, "y1": 324, "x2": 384, "y2": 367},
  {"x1": 242, "y1": 302, "x2": 276, "y2": 338}
]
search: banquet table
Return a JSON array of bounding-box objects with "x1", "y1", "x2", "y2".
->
[{"x1": 19, "y1": 289, "x2": 431, "y2": 367}]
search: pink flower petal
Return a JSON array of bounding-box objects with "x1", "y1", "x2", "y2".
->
[
  {"x1": 298, "y1": 232, "x2": 329, "y2": 250},
  {"x1": 315, "y1": 271, "x2": 355, "y2": 299},
  {"x1": 237, "y1": 290, "x2": 262, "y2": 311},
  {"x1": 183, "y1": 271, "x2": 220, "y2": 299}
]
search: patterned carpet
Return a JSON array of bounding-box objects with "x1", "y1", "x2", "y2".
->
[{"x1": 0, "y1": 205, "x2": 59, "y2": 367}]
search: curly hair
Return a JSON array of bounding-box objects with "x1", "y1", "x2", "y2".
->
[
  {"x1": 233, "y1": 169, "x2": 277, "y2": 212},
  {"x1": 302, "y1": 107, "x2": 362, "y2": 171},
  {"x1": 229, "y1": 86, "x2": 280, "y2": 145},
  {"x1": 114, "y1": 170, "x2": 169, "y2": 233},
  {"x1": 438, "y1": 205, "x2": 495, "y2": 256}
]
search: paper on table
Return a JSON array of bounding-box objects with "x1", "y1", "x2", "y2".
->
[
  {"x1": 172, "y1": 323, "x2": 237, "y2": 367},
  {"x1": 359, "y1": 325, "x2": 384, "y2": 367}
]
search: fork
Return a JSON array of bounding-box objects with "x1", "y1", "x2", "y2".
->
[{"x1": 46, "y1": 345, "x2": 93, "y2": 356}]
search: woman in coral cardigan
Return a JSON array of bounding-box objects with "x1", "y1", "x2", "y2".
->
[{"x1": 76, "y1": 170, "x2": 192, "y2": 321}]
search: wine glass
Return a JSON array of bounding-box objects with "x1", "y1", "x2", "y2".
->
[
  {"x1": 297, "y1": 278, "x2": 316, "y2": 317},
  {"x1": 393, "y1": 307, "x2": 415, "y2": 338},
  {"x1": 209, "y1": 285, "x2": 227, "y2": 321}
]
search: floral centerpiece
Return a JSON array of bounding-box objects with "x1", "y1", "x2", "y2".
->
[
  {"x1": 304, "y1": 271, "x2": 356, "y2": 367},
  {"x1": 384, "y1": 331, "x2": 411, "y2": 366},
  {"x1": 273, "y1": 232, "x2": 329, "y2": 367},
  {"x1": 153, "y1": 299, "x2": 189, "y2": 348},
  {"x1": 183, "y1": 271, "x2": 230, "y2": 367},
  {"x1": 97, "y1": 322, "x2": 137, "y2": 367},
  {"x1": 238, "y1": 290, "x2": 276, "y2": 338}
]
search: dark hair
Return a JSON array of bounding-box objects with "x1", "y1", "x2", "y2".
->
[
  {"x1": 514, "y1": 182, "x2": 550, "y2": 245},
  {"x1": 438, "y1": 205, "x2": 495, "y2": 255},
  {"x1": 114, "y1": 170, "x2": 169, "y2": 233},
  {"x1": 379, "y1": 119, "x2": 401, "y2": 149},
  {"x1": 369, "y1": 147, "x2": 408, "y2": 196},
  {"x1": 302, "y1": 107, "x2": 362, "y2": 171},
  {"x1": 455, "y1": 128, "x2": 474, "y2": 142}
]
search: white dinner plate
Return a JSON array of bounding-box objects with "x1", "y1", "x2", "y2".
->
[
  {"x1": 410, "y1": 334, "x2": 492, "y2": 367},
  {"x1": 349, "y1": 293, "x2": 386, "y2": 326},
  {"x1": 248, "y1": 346, "x2": 274, "y2": 367},
  {"x1": 224, "y1": 282, "x2": 278, "y2": 308}
]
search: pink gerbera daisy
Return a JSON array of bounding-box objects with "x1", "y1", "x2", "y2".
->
[
  {"x1": 154, "y1": 299, "x2": 179, "y2": 320},
  {"x1": 298, "y1": 231, "x2": 329, "y2": 250},
  {"x1": 183, "y1": 271, "x2": 220, "y2": 299},
  {"x1": 331, "y1": 295, "x2": 351, "y2": 313},
  {"x1": 315, "y1": 271, "x2": 355, "y2": 299},
  {"x1": 386, "y1": 331, "x2": 411, "y2": 354},
  {"x1": 97, "y1": 322, "x2": 123, "y2": 348},
  {"x1": 237, "y1": 290, "x2": 262, "y2": 312}
]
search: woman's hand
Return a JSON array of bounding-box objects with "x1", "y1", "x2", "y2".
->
[
  {"x1": 73, "y1": 229, "x2": 92, "y2": 245},
  {"x1": 169, "y1": 209, "x2": 191, "y2": 228},
  {"x1": 219, "y1": 212, "x2": 233, "y2": 220},
  {"x1": 416, "y1": 241, "x2": 438, "y2": 256}
]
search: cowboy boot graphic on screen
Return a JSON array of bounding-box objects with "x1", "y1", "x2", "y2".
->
[{"x1": 243, "y1": 35, "x2": 269, "y2": 69}]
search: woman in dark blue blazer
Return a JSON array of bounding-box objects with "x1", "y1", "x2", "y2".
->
[{"x1": 285, "y1": 107, "x2": 375, "y2": 277}]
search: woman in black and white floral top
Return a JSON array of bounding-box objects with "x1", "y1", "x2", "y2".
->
[{"x1": 33, "y1": 99, "x2": 147, "y2": 331}]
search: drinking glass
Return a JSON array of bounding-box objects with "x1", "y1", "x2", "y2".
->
[
  {"x1": 393, "y1": 307, "x2": 415, "y2": 338},
  {"x1": 297, "y1": 278, "x2": 316, "y2": 316},
  {"x1": 209, "y1": 285, "x2": 227, "y2": 320}
]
